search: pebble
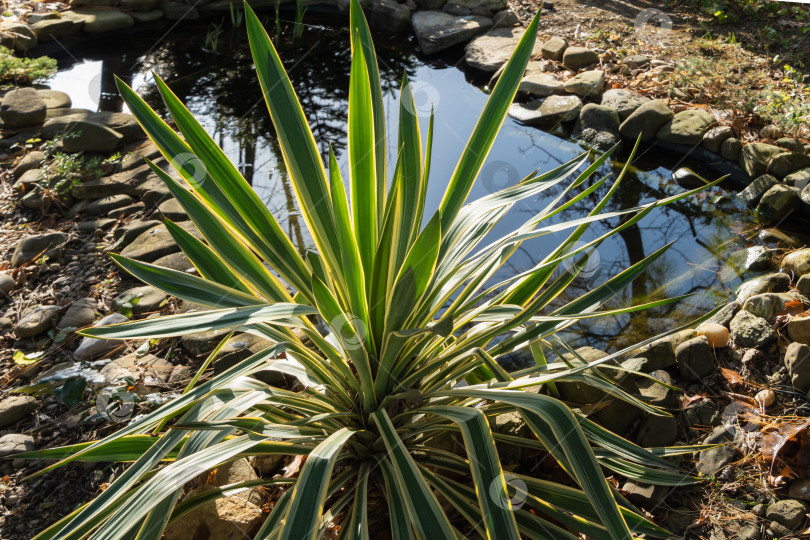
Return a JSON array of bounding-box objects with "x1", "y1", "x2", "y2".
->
[
  {"x1": 0, "y1": 395, "x2": 38, "y2": 427},
  {"x1": 697, "y1": 322, "x2": 729, "y2": 348}
]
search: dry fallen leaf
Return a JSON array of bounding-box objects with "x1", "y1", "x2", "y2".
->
[{"x1": 720, "y1": 367, "x2": 745, "y2": 387}]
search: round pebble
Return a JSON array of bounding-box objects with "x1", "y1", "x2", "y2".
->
[{"x1": 697, "y1": 322, "x2": 729, "y2": 348}]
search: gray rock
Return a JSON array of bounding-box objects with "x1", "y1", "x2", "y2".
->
[
  {"x1": 518, "y1": 72, "x2": 565, "y2": 97},
  {"x1": 634, "y1": 337, "x2": 676, "y2": 371},
  {"x1": 0, "y1": 88, "x2": 46, "y2": 128},
  {"x1": 736, "y1": 273, "x2": 790, "y2": 303},
  {"x1": 781, "y1": 248, "x2": 810, "y2": 277},
  {"x1": 112, "y1": 285, "x2": 167, "y2": 315},
  {"x1": 708, "y1": 301, "x2": 740, "y2": 328},
  {"x1": 671, "y1": 167, "x2": 709, "y2": 188},
  {"x1": 760, "y1": 124, "x2": 783, "y2": 139},
  {"x1": 73, "y1": 313, "x2": 129, "y2": 360},
  {"x1": 766, "y1": 499, "x2": 809, "y2": 530},
  {"x1": 683, "y1": 398, "x2": 720, "y2": 429},
  {"x1": 572, "y1": 103, "x2": 621, "y2": 151},
  {"x1": 621, "y1": 481, "x2": 666, "y2": 508},
  {"x1": 563, "y1": 69, "x2": 604, "y2": 98},
  {"x1": 638, "y1": 370, "x2": 678, "y2": 409},
  {"x1": 114, "y1": 219, "x2": 161, "y2": 245},
  {"x1": 492, "y1": 9, "x2": 519, "y2": 27},
  {"x1": 656, "y1": 109, "x2": 715, "y2": 145},
  {"x1": 788, "y1": 315, "x2": 810, "y2": 346},
  {"x1": 12, "y1": 151, "x2": 45, "y2": 179},
  {"x1": 411, "y1": 11, "x2": 492, "y2": 55},
  {"x1": 100, "y1": 352, "x2": 173, "y2": 389},
  {"x1": 213, "y1": 332, "x2": 275, "y2": 374},
  {"x1": 153, "y1": 252, "x2": 194, "y2": 273},
  {"x1": 777, "y1": 137, "x2": 806, "y2": 153},
  {"x1": 62, "y1": 120, "x2": 124, "y2": 153},
  {"x1": 723, "y1": 247, "x2": 772, "y2": 279},
  {"x1": 13, "y1": 168, "x2": 46, "y2": 192},
  {"x1": 85, "y1": 194, "x2": 133, "y2": 216},
  {"x1": 62, "y1": 8, "x2": 134, "y2": 32},
  {"x1": 618, "y1": 100, "x2": 672, "y2": 141},
  {"x1": 540, "y1": 36, "x2": 567, "y2": 60},
  {"x1": 743, "y1": 293, "x2": 798, "y2": 322},
  {"x1": 129, "y1": 9, "x2": 164, "y2": 23},
  {"x1": 768, "y1": 521, "x2": 792, "y2": 537},
  {"x1": 158, "y1": 0, "x2": 198, "y2": 19},
  {"x1": 785, "y1": 168, "x2": 810, "y2": 190},
  {"x1": 756, "y1": 184, "x2": 801, "y2": 221},
  {"x1": 798, "y1": 274, "x2": 810, "y2": 297},
  {"x1": 157, "y1": 198, "x2": 187, "y2": 221},
  {"x1": 767, "y1": 152, "x2": 810, "y2": 179},
  {"x1": 720, "y1": 137, "x2": 742, "y2": 161},
  {"x1": 784, "y1": 342, "x2": 810, "y2": 393},
  {"x1": 37, "y1": 90, "x2": 71, "y2": 109},
  {"x1": 181, "y1": 328, "x2": 232, "y2": 357},
  {"x1": 0, "y1": 433, "x2": 35, "y2": 457},
  {"x1": 738, "y1": 174, "x2": 778, "y2": 207},
  {"x1": 507, "y1": 94, "x2": 582, "y2": 125},
  {"x1": 120, "y1": 221, "x2": 201, "y2": 262},
  {"x1": 30, "y1": 18, "x2": 82, "y2": 41},
  {"x1": 14, "y1": 305, "x2": 61, "y2": 338},
  {"x1": 108, "y1": 202, "x2": 145, "y2": 219},
  {"x1": 739, "y1": 142, "x2": 783, "y2": 178},
  {"x1": 600, "y1": 88, "x2": 649, "y2": 120},
  {"x1": 697, "y1": 425, "x2": 741, "y2": 475},
  {"x1": 42, "y1": 111, "x2": 143, "y2": 145},
  {"x1": 676, "y1": 336, "x2": 714, "y2": 382},
  {"x1": 621, "y1": 357, "x2": 650, "y2": 373},
  {"x1": 56, "y1": 297, "x2": 97, "y2": 330},
  {"x1": 120, "y1": 0, "x2": 158, "y2": 9},
  {"x1": 0, "y1": 272, "x2": 15, "y2": 296},
  {"x1": 11, "y1": 232, "x2": 67, "y2": 267},
  {"x1": 730, "y1": 310, "x2": 776, "y2": 349},
  {"x1": 369, "y1": 0, "x2": 411, "y2": 32},
  {"x1": 0, "y1": 396, "x2": 37, "y2": 427},
  {"x1": 1, "y1": 22, "x2": 38, "y2": 52},
  {"x1": 634, "y1": 413, "x2": 677, "y2": 448},
  {"x1": 702, "y1": 126, "x2": 734, "y2": 153},
  {"x1": 464, "y1": 26, "x2": 540, "y2": 72},
  {"x1": 562, "y1": 46, "x2": 598, "y2": 69}
]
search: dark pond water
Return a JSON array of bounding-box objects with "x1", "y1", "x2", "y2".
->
[{"x1": 42, "y1": 13, "x2": 757, "y2": 353}]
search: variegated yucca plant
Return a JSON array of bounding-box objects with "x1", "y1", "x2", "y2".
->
[{"x1": 22, "y1": 3, "x2": 718, "y2": 539}]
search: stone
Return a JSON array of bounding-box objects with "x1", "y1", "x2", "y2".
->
[
  {"x1": 540, "y1": 36, "x2": 567, "y2": 60},
  {"x1": 12, "y1": 151, "x2": 45, "y2": 179},
  {"x1": 572, "y1": 103, "x2": 620, "y2": 151},
  {"x1": 697, "y1": 425, "x2": 741, "y2": 476},
  {"x1": 638, "y1": 370, "x2": 678, "y2": 409},
  {"x1": 121, "y1": 142, "x2": 161, "y2": 170},
  {"x1": 108, "y1": 203, "x2": 145, "y2": 219},
  {"x1": 507, "y1": 95, "x2": 582, "y2": 125},
  {"x1": 129, "y1": 9, "x2": 163, "y2": 23},
  {"x1": 157, "y1": 198, "x2": 187, "y2": 221},
  {"x1": 781, "y1": 249, "x2": 810, "y2": 277},
  {"x1": 785, "y1": 168, "x2": 810, "y2": 190},
  {"x1": 697, "y1": 322, "x2": 729, "y2": 348},
  {"x1": 0, "y1": 433, "x2": 35, "y2": 457},
  {"x1": 518, "y1": 73, "x2": 565, "y2": 97},
  {"x1": 114, "y1": 219, "x2": 161, "y2": 245},
  {"x1": 369, "y1": 0, "x2": 411, "y2": 32},
  {"x1": 213, "y1": 333, "x2": 274, "y2": 374},
  {"x1": 153, "y1": 252, "x2": 194, "y2": 272},
  {"x1": 443, "y1": 2, "x2": 471, "y2": 15},
  {"x1": 61, "y1": 121, "x2": 124, "y2": 153},
  {"x1": 767, "y1": 152, "x2": 810, "y2": 179},
  {"x1": 112, "y1": 285, "x2": 167, "y2": 315},
  {"x1": 85, "y1": 194, "x2": 134, "y2": 216},
  {"x1": 730, "y1": 310, "x2": 776, "y2": 349},
  {"x1": 561, "y1": 46, "x2": 598, "y2": 69},
  {"x1": 621, "y1": 481, "x2": 666, "y2": 509},
  {"x1": 1, "y1": 22, "x2": 38, "y2": 52},
  {"x1": 790, "y1": 480, "x2": 810, "y2": 501},
  {"x1": 14, "y1": 305, "x2": 61, "y2": 338},
  {"x1": 656, "y1": 109, "x2": 715, "y2": 145},
  {"x1": 743, "y1": 293, "x2": 798, "y2": 322},
  {"x1": 634, "y1": 413, "x2": 677, "y2": 448},
  {"x1": 675, "y1": 336, "x2": 714, "y2": 382},
  {"x1": 563, "y1": 69, "x2": 605, "y2": 98},
  {"x1": 683, "y1": 397, "x2": 720, "y2": 429},
  {"x1": 163, "y1": 485, "x2": 263, "y2": 540},
  {"x1": 42, "y1": 111, "x2": 143, "y2": 145},
  {"x1": 13, "y1": 168, "x2": 46, "y2": 192},
  {"x1": 756, "y1": 184, "x2": 801, "y2": 222},
  {"x1": 777, "y1": 137, "x2": 806, "y2": 153},
  {"x1": 73, "y1": 313, "x2": 129, "y2": 360},
  {"x1": 36, "y1": 90, "x2": 71, "y2": 110},
  {"x1": 411, "y1": 11, "x2": 492, "y2": 55},
  {"x1": 57, "y1": 298, "x2": 97, "y2": 330},
  {"x1": 634, "y1": 337, "x2": 676, "y2": 371},
  {"x1": 788, "y1": 315, "x2": 810, "y2": 346},
  {"x1": 623, "y1": 54, "x2": 650, "y2": 68},
  {"x1": 799, "y1": 274, "x2": 810, "y2": 296},
  {"x1": 600, "y1": 88, "x2": 649, "y2": 120},
  {"x1": 720, "y1": 137, "x2": 742, "y2": 161},
  {"x1": 465, "y1": 26, "x2": 540, "y2": 72},
  {"x1": 0, "y1": 396, "x2": 37, "y2": 427},
  {"x1": 120, "y1": 0, "x2": 158, "y2": 9},
  {"x1": 739, "y1": 142, "x2": 783, "y2": 178},
  {"x1": 760, "y1": 124, "x2": 782, "y2": 139},
  {"x1": 0, "y1": 88, "x2": 46, "y2": 129},
  {"x1": 100, "y1": 352, "x2": 173, "y2": 389},
  {"x1": 618, "y1": 100, "x2": 672, "y2": 142},
  {"x1": 0, "y1": 272, "x2": 15, "y2": 296},
  {"x1": 11, "y1": 232, "x2": 67, "y2": 267},
  {"x1": 738, "y1": 174, "x2": 778, "y2": 207},
  {"x1": 492, "y1": 9, "x2": 518, "y2": 27},
  {"x1": 784, "y1": 342, "x2": 810, "y2": 393},
  {"x1": 766, "y1": 500, "x2": 809, "y2": 530},
  {"x1": 30, "y1": 18, "x2": 82, "y2": 41},
  {"x1": 182, "y1": 328, "x2": 232, "y2": 356},
  {"x1": 703, "y1": 126, "x2": 734, "y2": 153},
  {"x1": 158, "y1": 0, "x2": 199, "y2": 19},
  {"x1": 621, "y1": 357, "x2": 650, "y2": 373},
  {"x1": 736, "y1": 273, "x2": 790, "y2": 303},
  {"x1": 769, "y1": 521, "x2": 792, "y2": 537},
  {"x1": 707, "y1": 301, "x2": 740, "y2": 328},
  {"x1": 723, "y1": 246, "x2": 772, "y2": 275},
  {"x1": 120, "y1": 221, "x2": 201, "y2": 262}
]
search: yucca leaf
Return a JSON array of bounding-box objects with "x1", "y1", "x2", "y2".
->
[{"x1": 378, "y1": 458, "x2": 416, "y2": 540}]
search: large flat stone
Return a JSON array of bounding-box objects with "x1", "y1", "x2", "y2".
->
[
  {"x1": 120, "y1": 220, "x2": 202, "y2": 262},
  {"x1": 508, "y1": 94, "x2": 582, "y2": 125},
  {"x1": 63, "y1": 9, "x2": 134, "y2": 32},
  {"x1": 464, "y1": 26, "x2": 541, "y2": 72},
  {"x1": 411, "y1": 11, "x2": 492, "y2": 55}
]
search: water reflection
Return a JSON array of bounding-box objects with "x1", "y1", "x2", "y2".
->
[{"x1": 45, "y1": 17, "x2": 752, "y2": 352}]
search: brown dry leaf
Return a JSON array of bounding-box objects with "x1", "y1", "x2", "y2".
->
[
  {"x1": 681, "y1": 392, "x2": 707, "y2": 408},
  {"x1": 720, "y1": 367, "x2": 745, "y2": 387},
  {"x1": 778, "y1": 299, "x2": 804, "y2": 318}
]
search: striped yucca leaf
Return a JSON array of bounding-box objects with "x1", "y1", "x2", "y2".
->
[{"x1": 23, "y1": 2, "x2": 723, "y2": 539}]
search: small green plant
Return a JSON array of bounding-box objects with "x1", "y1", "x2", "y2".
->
[
  {"x1": 204, "y1": 20, "x2": 224, "y2": 51},
  {"x1": 293, "y1": 0, "x2": 306, "y2": 40},
  {"x1": 0, "y1": 46, "x2": 56, "y2": 85},
  {"x1": 229, "y1": 2, "x2": 243, "y2": 27},
  {"x1": 24, "y1": 2, "x2": 713, "y2": 538}
]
